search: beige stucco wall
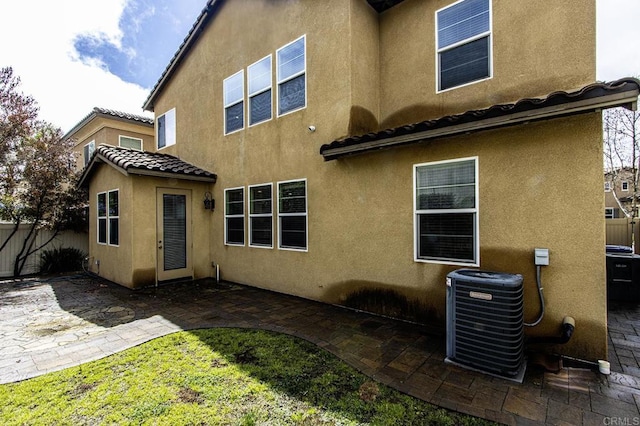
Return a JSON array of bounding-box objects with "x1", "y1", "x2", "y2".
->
[
  {"x1": 70, "y1": 116, "x2": 154, "y2": 172},
  {"x1": 87, "y1": 165, "x2": 134, "y2": 287},
  {"x1": 87, "y1": 164, "x2": 213, "y2": 289},
  {"x1": 140, "y1": 0, "x2": 606, "y2": 359},
  {"x1": 378, "y1": 0, "x2": 596, "y2": 129},
  {"x1": 128, "y1": 176, "x2": 213, "y2": 288}
]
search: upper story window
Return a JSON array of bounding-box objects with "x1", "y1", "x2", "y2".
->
[
  {"x1": 97, "y1": 189, "x2": 119, "y2": 246},
  {"x1": 605, "y1": 181, "x2": 612, "y2": 192},
  {"x1": 277, "y1": 36, "x2": 306, "y2": 116},
  {"x1": 83, "y1": 140, "x2": 95, "y2": 166},
  {"x1": 436, "y1": 0, "x2": 491, "y2": 92},
  {"x1": 119, "y1": 135, "x2": 142, "y2": 151},
  {"x1": 415, "y1": 157, "x2": 478, "y2": 265},
  {"x1": 157, "y1": 108, "x2": 176, "y2": 149},
  {"x1": 224, "y1": 70, "x2": 244, "y2": 134},
  {"x1": 622, "y1": 181, "x2": 629, "y2": 191},
  {"x1": 248, "y1": 56, "x2": 272, "y2": 126},
  {"x1": 225, "y1": 187, "x2": 245, "y2": 245}
]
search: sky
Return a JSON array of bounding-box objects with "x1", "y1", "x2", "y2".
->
[{"x1": 0, "y1": 0, "x2": 639, "y2": 133}]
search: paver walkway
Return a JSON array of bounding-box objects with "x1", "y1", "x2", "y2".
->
[{"x1": 1, "y1": 274, "x2": 640, "y2": 425}]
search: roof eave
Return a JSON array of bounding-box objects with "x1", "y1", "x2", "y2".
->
[
  {"x1": 127, "y1": 168, "x2": 217, "y2": 182},
  {"x1": 64, "y1": 109, "x2": 154, "y2": 141},
  {"x1": 77, "y1": 150, "x2": 218, "y2": 188},
  {"x1": 321, "y1": 84, "x2": 640, "y2": 161}
]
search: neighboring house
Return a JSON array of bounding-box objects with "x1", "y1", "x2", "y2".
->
[
  {"x1": 78, "y1": 0, "x2": 640, "y2": 362},
  {"x1": 64, "y1": 107, "x2": 154, "y2": 172},
  {"x1": 604, "y1": 168, "x2": 638, "y2": 219}
]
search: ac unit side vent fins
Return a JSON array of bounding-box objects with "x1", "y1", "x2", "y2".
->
[{"x1": 446, "y1": 269, "x2": 526, "y2": 382}]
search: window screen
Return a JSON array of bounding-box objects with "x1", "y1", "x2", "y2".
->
[
  {"x1": 248, "y1": 56, "x2": 272, "y2": 125},
  {"x1": 224, "y1": 71, "x2": 244, "y2": 134},
  {"x1": 84, "y1": 141, "x2": 95, "y2": 166},
  {"x1": 157, "y1": 109, "x2": 176, "y2": 149},
  {"x1": 97, "y1": 192, "x2": 107, "y2": 244},
  {"x1": 249, "y1": 184, "x2": 273, "y2": 247},
  {"x1": 278, "y1": 180, "x2": 307, "y2": 250},
  {"x1": 437, "y1": 0, "x2": 490, "y2": 91},
  {"x1": 119, "y1": 136, "x2": 142, "y2": 150},
  {"x1": 97, "y1": 190, "x2": 119, "y2": 246},
  {"x1": 225, "y1": 188, "x2": 245, "y2": 245},
  {"x1": 415, "y1": 158, "x2": 477, "y2": 264},
  {"x1": 277, "y1": 36, "x2": 306, "y2": 115}
]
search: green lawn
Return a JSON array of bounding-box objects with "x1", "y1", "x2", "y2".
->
[{"x1": 0, "y1": 328, "x2": 495, "y2": 425}]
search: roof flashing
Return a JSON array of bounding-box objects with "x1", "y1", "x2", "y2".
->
[{"x1": 320, "y1": 78, "x2": 640, "y2": 161}]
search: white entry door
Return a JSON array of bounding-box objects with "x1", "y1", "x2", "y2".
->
[{"x1": 157, "y1": 188, "x2": 193, "y2": 282}]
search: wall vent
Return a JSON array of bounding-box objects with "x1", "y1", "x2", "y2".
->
[{"x1": 446, "y1": 269, "x2": 526, "y2": 382}]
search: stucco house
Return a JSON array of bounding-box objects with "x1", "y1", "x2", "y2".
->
[
  {"x1": 65, "y1": 107, "x2": 155, "y2": 172},
  {"x1": 78, "y1": 0, "x2": 640, "y2": 363},
  {"x1": 604, "y1": 168, "x2": 637, "y2": 219}
]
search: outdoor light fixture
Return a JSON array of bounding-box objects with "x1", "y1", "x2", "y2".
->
[{"x1": 203, "y1": 191, "x2": 215, "y2": 211}]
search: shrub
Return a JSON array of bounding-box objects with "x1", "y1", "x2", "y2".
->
[{"x1": 39, "y1": 247, "x2": 86, "y2": 274}]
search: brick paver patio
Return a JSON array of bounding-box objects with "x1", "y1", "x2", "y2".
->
[{"x1": 1, "y1": 274, "x2": 639, "y2": 425}]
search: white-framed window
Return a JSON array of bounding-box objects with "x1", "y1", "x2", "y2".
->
[
  {"x1": 224, "y1": 70, "x2": 244, "y2": 134},
  {"x1": 605, "y1": 208, "x2": 615, "y2": 219},
  {"x1": 157, "y1": 108, "x2": 176, "y2": 149},
  {"x1": 605, "y1": 181, "x2": 612, "y2": 192},
  {"x1": 224, "y1": 187, "x2": 245, "y2": 245},
  {"x1": 414, "y1": 157, "x2": 478, "y2": 265},
  {"x1": 97, "y1": 189, "x2": 119, "y2": 246},
  {"x1": 278, "y1": 179, "x2": 307, "y2": 251},
  {"x1": 83, "y1": 140, "x2": 95, "y2": 166},
  {"x1": 436, "y1": 0, "x2": 491, "y2": 92},
  {"x1": 119, "y1": 135, "x2": 143, "y2": 151},
  {"x1": 248, "y1": 55, "x2": 272, "y2": 126},
  {"x1": 277, "y1": 36, "x2": 306, "y2": 116},
  {"x1": 249, "y1": 183, "x2": 273, "y2": 248},
  {"x1": 622, "y1": 181, "x2": 629, "y2": 192}
]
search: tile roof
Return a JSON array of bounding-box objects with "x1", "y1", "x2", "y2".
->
[
  {"x1": 78, "y1": 145, "x2": 216, "y2": 187},
  {"x1": 64, "y1": 107, "x2": 153, "y2": 140},
  {"x1": 320, "y1": 78, "x2": 640, "y2": 161},
  {"x1": 91, "y1": 107, "x2": 154, "y2": 125}
]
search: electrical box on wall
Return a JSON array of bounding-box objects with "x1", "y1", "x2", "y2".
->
[{"x1": 534, "y1": 248, "x2": 549, "y2": 266}]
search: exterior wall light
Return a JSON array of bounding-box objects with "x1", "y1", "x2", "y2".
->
[{"x1": 203, "y1": 191, "x2": 215, "y2": 211}]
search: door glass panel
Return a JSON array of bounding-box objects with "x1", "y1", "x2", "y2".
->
[{"x1": 163, "y1": 194, "x2": 187, "y2": 271}]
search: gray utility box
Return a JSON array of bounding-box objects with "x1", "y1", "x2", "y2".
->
[{"x1": 446, "y1": 269, "x2": 525, "y2": 382}]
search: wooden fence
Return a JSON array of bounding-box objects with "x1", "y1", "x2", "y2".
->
[
  {"x1": 606, "y1": 218, "x2": 640, "y2": 253},
  {"x1": 0, "y1": 223, "x2": 89, "y2": 278}
]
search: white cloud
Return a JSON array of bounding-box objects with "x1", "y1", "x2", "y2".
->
[
  {"x1": 0, "y1": 0, "x2": 152, "y2": 132},
  {"x1": 0, "y1": 0, "x2": 637, "y2": 134},
  {"x1": 597, "y1": 0, "x2": 640, "y2": 81}
]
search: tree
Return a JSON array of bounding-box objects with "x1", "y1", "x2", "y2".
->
[
  {"x1": 603, "y1": 104, "x2": 640, "y2": 249},
  {"x1": 0, "y1": 67, "x2": 86, "y2": 276},
  {"x1": 0, "y1": 67, "x2": 38, "y2": 163}
]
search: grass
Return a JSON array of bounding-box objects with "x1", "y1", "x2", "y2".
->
[{"x1": 0, "y1": 328, "x2": 495, "y2": 425}]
